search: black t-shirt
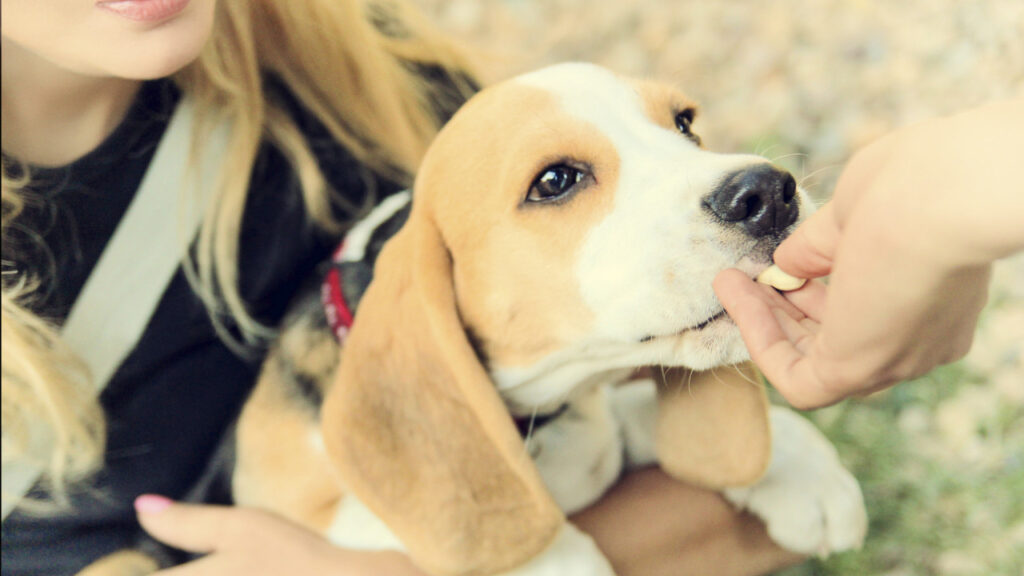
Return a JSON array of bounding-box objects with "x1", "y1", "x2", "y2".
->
[{"x1": 0, "y1": 78, "x2": 406, "y2": 576}]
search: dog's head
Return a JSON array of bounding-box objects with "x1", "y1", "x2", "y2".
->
[
  {"x1": 420, "y1": 63, "x2": 806, "y2": 412},
  {"x1": 322, "y1": 63, "x2": 808, "y2": 576}
]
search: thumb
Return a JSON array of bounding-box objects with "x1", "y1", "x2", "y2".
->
[
  {"x1": 773, "y1": 201, "x2": 840, "y2": 279},
  {"x1": 135, "y1": 495, "x2": 236, "y2": 554}
]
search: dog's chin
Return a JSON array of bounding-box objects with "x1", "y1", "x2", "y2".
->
[
  {"x1": 653, "y1": 313, "x2": 751, "y2": 371},
  {"x1": 492, "y1": 304, "x2": 751, "y2": 415}
]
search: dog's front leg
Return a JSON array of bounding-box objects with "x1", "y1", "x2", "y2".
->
[
  {"x1": 610, "y1": 376, "x2": 867, "y2": 557},
  {"x1": 608, "y1": 378, "x2": 660, "y2": 469},
  {"x1": 723, "y1": 406, "x2": 868, "y2": 557}
]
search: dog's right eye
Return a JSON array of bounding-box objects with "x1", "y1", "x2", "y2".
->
[
  {"x1": 674, "y1": 108, "x2": 702, "y2": 146},
  {"x1": 526, "y1": 164, "x2": 585, "y2": 203}
]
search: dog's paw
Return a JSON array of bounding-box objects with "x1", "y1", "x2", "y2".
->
[{"x1": 723, "y1": 406, "x2": 867, "y2": 557}]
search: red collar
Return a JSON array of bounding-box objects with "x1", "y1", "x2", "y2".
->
[{"x1": 321, "y1": 242, "x2": 355, "y2": 343}]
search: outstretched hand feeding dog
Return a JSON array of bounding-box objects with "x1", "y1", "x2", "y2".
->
[{"x1": 83, "y1": 63, "x2": 868, "y2": 576}]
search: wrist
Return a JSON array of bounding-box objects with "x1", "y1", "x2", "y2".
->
[
  {"x1": 937, "y1": 99, "x2": 1024, "y2": 265},
  {"x1": 881, "y1": 101, "x2": 1024, "y2": 269}
]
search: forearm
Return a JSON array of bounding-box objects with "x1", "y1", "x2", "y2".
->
[
  {"x1": 571, "y1": 467, "x2": 804, "y2": 576},
  {"x1": 913, "y1": 98, "x2": 1024, "y2": 266}
]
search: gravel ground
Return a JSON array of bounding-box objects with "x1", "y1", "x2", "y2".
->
[{"x1": 415, "y1": 1, "x2": 1024, "y2": 574}]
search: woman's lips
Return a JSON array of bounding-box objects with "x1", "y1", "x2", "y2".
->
[{"x1": 96, "y1": 0, "x2": 190, "y2": 23}]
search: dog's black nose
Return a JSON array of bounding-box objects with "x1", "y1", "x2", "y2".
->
[{"x1": 705, "y1": 164, "x2": 799, "y2": 237}]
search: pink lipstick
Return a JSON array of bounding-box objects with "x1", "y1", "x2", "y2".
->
[{"x1": 96, "y1": 0, "x2": 190, "y2": 23}]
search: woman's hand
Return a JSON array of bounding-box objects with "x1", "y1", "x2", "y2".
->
[
  {"x1": 135, "y1": 495, "x2": 425, "y2": 576},
  {"x1": 714, "y1": 99, "x2": 1024, "y2": 409}
]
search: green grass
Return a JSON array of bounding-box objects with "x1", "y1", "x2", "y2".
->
[{"x1": 771, "y1": 362, "x2": 1024, "y2": 576}]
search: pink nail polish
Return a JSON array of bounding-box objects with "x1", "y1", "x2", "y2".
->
[{"x1": 134, "y1": 494, "x2": 173, "y2": 514}]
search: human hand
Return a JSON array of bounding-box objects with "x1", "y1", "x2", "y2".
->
[
  {"x1": 135, "y1": 495, "x2": 425, "y2": 576},
  {"x1": 714, "y1": 99, "x2": 1024, "y2": 408}
]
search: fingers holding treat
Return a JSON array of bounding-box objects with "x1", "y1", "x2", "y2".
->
[{"x1": 755, "y1": 264, "x2": 807, "y2": 292}]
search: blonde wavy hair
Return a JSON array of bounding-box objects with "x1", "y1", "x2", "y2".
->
[{"x1": 1, "y1": 0, "x2": 476, "y2": 509}]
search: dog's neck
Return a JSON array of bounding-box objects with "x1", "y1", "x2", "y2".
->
[{"x1": 492, "y1": 361, "x2": 636, "y2": 417}]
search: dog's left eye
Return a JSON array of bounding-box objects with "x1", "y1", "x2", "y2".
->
[
  {"x1": 674, "y1": 109, "x2": 702, "y2": 145},
  {"x1": 526, "y1": 164, "x2": 585, "y2": 203}
]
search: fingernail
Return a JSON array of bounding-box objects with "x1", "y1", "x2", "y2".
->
[{"x1": 134, "y1": 494, "x2": 173, "y2": 514}]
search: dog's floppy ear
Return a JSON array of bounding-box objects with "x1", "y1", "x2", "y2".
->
[
  {"x1": 654, "y1": 363, "x2": 771, "y2": 488},
  {"x1": 320, "y1": 205, "x2": 563, "y2": 576}
]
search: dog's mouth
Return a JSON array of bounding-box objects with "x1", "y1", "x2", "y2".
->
[
  {"x1": 639, "y1": 307, "x2": 729, "y2": 343},
  {"x1": 692, "y1": 308, "x2": 728, "y2": 330}
]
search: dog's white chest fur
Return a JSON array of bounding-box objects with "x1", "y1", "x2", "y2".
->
[{"x1": 526, "y1": 386, "x2": 625, "y2": 514}]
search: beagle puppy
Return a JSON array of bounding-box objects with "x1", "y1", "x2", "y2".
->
[
  {"x1": 232, "y1": 62, "x2": 867, "y2": 576},
  {"x1": 82, "y1": 63, "x2": 868, "y2": 576}
]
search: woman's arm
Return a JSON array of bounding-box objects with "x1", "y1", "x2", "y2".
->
[
  {"x1": 135, "y1": 496, "x2": 425, "y2": 576},
  {"x1": 137, "y1": 472, "x2": 802, "y2": 576},
  {"x1": 572, "y1": 467, "x2": 804, "y2": 576}
]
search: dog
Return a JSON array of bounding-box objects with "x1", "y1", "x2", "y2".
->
[
  {"x1": 83, "y1": 62, "x2": 868, "y2": 576},
  {"x1": 231, "y1": 62, "x2": 867, "y2": 576}
]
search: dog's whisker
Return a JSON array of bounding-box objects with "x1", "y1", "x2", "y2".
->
[
  {"x1": 711, "y1": 366, "x2": 738, "y2": 387},
  {"x1": 664, "y1": 366, "x2": 687, "y2": 399},
  {"x1": 731, "y1": 365, "x2": 763, "y2": 389},
  {"x1": 753, "y1": 138, "x2": 780, "y2": 158},
  {"x1": 521, "y1": 406, "x2": 541, "y2": 449},
  {"x1": 769, "y1": 152, "x2": 807, "y2": 165},
  {"x1": 796, "y1": 163, "x2": 840, "y2": 189}
]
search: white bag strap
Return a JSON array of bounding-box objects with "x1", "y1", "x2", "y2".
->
[{"x1": 2, "y1": 97, "x2": 230, "y2": 520}]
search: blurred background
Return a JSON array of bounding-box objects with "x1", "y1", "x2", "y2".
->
[{"x1": 414, "y1": 1, "x2": 1024, "y2": 574}]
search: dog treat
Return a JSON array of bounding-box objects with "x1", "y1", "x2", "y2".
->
[{"x1": 756, "y1": 264, "x2": 807, "y2": 291}]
